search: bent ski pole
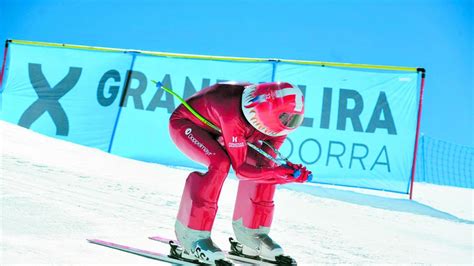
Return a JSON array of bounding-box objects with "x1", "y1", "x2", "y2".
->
[{"x1": 152, "y1": 80, "x2": 310, "y2": 181}]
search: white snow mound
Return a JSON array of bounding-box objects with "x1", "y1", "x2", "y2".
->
[{"x1": 1, "y1": 121, "x2": 472, "y2": 264}]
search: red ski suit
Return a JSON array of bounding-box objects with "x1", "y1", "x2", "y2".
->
[{"x1": 169, "y1": 83, "x2": 286, "y2": 232}]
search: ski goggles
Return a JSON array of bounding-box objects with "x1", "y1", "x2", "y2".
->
[{"x1": 279, "y1": 112, "x2": 304, "y2": 128}]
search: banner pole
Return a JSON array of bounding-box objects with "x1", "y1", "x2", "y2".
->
[
  {"x1": 270, "y1": 59, "x2": 279, "y2": 82},
  {"x1": 0, "y1": 40, "x2": 10, "y2": 90},
  {"x1": 409, "y1": 69, "x2": 426, "y2": 200},
  {"x1": 107, "y1": 51, "x2": 138, "y2": 153}
]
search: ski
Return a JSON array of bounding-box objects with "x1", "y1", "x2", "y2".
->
[
  {"x1": 87, "y1": 238, "x2": 201, "y2": 265},
  {"x1": 88, "y1": 236, "x2": 295, "y2": 265},
  {"x1": 149, "y1": 235, "x2": 295, "y2": 265}
]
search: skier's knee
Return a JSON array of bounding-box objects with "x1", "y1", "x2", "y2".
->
[{"x1": 210, "y1": 157, "x2": 231, "y2": 176}]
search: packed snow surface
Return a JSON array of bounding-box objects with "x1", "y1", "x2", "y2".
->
[{"x1": 1, "y1": 121, "x2": 473, "y2": 264}]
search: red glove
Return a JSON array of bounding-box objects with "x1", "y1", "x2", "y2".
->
[
  {"x1": 294, "y1": 167, "x2": 312, "y2": 183},
  {"x1": 286, "y1": 161, "x2": 312, "y2": 183},
  {"x1": 258, "y1": 164, "x2": 312, "y2": 185}
]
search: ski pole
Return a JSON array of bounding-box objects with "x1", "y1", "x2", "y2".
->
[{"x1": 152, "y1": 80, "x2": 310, "y2": 181}]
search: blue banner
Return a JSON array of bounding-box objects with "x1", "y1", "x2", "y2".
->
[
  {"x1": 0, "y1": 43, "x2": 133, "y2": 151},
  {"x1": 0, "y1": 41, "x2": 422, "y2": 193}
]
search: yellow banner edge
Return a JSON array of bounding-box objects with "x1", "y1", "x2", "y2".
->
[{"x1": 8, "y1": 39, "x2": 420, "y2": 72}]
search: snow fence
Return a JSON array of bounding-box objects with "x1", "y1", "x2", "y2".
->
[{"x1": 0, "y1": 40, "x2": 426, "y2": 195}]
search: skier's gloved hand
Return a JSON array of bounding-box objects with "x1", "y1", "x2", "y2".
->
[
  {"x1": 285, "y1": 161, "x2": 313, "y2": 183},
  {"x1": 285, "y1": 161, "x2": 304, "y2": 178},
  {"x1": 274, "y1": 165, "x2": 307, "y2": 185},
  {"x1": 294, "y1": 167, "x2": 312, "y2": 183},
  {"x1": 266, "y1": 164, "x2": 312, "y2": 185}
]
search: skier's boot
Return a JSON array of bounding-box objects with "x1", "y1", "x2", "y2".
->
[
  {"x1": 175, "y1": 220, "x2": 231, "y2": 265},
  {"x1": 232, "y1": 220, "x2": 296, "y2": 265}
]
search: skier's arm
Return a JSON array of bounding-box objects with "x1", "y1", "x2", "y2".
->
[
  {"x1": 248, "y1": 136, "x2": 312, "y2": 183},
  {"x1": 256, "y1": 136, "x2": 286, "y2": 168}
]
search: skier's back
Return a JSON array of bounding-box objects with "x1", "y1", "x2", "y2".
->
[{"x1": 169, "y1": 82, "x2": 311, "y2": 264}]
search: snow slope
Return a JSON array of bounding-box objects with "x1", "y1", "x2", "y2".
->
[{"x1": 1, "y1": 121, "x2": 473, "y2": 265}]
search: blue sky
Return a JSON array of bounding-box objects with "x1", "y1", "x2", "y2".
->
[{"x1": 0, "y1": 0, "x2": 472, "y2": 146}]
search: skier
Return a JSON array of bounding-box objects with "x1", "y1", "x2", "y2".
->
[{"x1": 168, "y1": 81, "x2": 312, "y2": 264}]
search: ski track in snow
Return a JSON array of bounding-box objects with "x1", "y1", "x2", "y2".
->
[{"x1": 1, "y1": 121, "x2": 473, "y2": 265}]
